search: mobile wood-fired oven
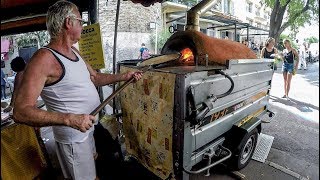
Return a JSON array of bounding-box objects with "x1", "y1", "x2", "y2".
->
[{"x1": 118, "y1": 30, "x2": 274, "y2": 180}]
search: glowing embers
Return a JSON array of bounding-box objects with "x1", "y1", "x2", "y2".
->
[{"x1": 179, "y1": 48, "x2": 194, "y2": 63}]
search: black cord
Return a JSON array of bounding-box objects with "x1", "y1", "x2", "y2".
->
[
  {"x1": 215, "y1": 70, "x2": 234, "y2": 98},
  {"x1": 194, "y1": 70, "x2": 234, "y2": 124}
]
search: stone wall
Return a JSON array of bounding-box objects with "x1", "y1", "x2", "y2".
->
[{"x1": 98, "y1": 0, "x2": 161, "y2": 71}]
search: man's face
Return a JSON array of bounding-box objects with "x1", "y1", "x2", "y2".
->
[{"x1": 69, "y1": 9, "x2": 83, "y2": 43}]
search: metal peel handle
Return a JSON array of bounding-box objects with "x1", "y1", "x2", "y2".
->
[
  {"x1": 90, "y1": 77, "x2": 135, "y2": 116},
  {"x1": 90, "y1": 53, "x2": 181, "y2": 116}
]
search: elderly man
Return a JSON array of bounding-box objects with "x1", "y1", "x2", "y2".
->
[{"x1": 13, "y1": 1, "x2": 142, "y2": 179}]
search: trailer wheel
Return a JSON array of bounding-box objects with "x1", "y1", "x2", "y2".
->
[{"x1": 230, "y1": 128, "x2": 258, "y2": 170}]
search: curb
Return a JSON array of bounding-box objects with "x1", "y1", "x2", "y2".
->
[{"x1": 265, "y1": 160, "x2": 309, "y2": 180}]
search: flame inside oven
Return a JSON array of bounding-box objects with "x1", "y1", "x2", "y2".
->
[{"x1": 179, "y1": 48, "x2": 194, "y2": 63}]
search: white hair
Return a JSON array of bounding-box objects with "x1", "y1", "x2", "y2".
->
[{"x1": 46, "y1": 0, "x2": 78, "y2": 39}]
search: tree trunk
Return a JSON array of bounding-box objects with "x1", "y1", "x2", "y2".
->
[
  {"x1": 268, "y1": 0, "x2": 311, "y2": 44},
  {"x1": 269, "y1": 0, "x2": 289, "y2": 44}
]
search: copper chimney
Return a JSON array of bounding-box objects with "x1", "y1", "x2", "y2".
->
[{"x1": 186, "y1": 0, "x2": 219, "y2": 31}]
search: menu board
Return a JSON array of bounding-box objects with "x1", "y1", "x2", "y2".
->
[{"x1": 78, "y1": 23, "x2": 105, "y2": 69}]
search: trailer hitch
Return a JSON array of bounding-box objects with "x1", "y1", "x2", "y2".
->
[{"x1": 183, "y1": 145, "x2": 232, "y2": 175}]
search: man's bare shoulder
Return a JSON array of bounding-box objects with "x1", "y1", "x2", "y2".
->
[
  {"x1": 24, "y1": 48, "x2": 63, "y2": 83},
  {"x1": 29, "y1": 48, "x2": 56, "y2": 65},
  {"x1": 28, "y1": 48, "x2": 62, "y2": 71}
]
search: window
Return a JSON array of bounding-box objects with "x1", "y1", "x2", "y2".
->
[
  {"x1": 256, "y1": 8, "x2": 261, "y2": 16},
  {"x1": 213, "y1": 0, "x2": 222, "y2": 11},
  {"x1": 246, "y1": 2, "x2": 253, "y2": 13},
  {"x1": 257, "y1": 23, "x2": 261, "y2": 28},
  {"x1": 224, "y1": 0, "x2": 234, "y2": 15},
  {"x1": 200, "y1": 28, "x2": 207, "y2": 34},
  {"x1": 177, "y1": 24, "x2": 185, "y2": 31},
  {"x1": 207, "y1": 29, "x2": 216, "y2": 37}
]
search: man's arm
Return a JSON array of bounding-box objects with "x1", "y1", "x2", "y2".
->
[
  {"x1": 84, "y1": 61, "x2": 142, "y2": 86},
  {"x1": 13, "y1": 49, "x2": 95, "y2": 132},
  {"x1": 70, "y1": 46, "x2": 142, "y2": 86}
]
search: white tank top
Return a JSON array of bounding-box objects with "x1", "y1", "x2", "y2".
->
[{"x1": 41, "y1": 47, "x2": 101, "y2": 143}]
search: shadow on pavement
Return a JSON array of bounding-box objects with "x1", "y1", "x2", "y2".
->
[
  {"x1": 298, "y1": 62, "x2": 319, "y2": 87},
  {"x1": 269, "y1": 95, "x2": 319, "y2": 112}
]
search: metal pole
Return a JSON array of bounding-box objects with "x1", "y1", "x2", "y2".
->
[
  {"x1": 88, "y1": 0, "x2": 105, "y2": 118},
  {"x1": 247, "y1": 25, "x2": 249, "y2": 42},
  {"x1": 234, "y1": 23, "x2": 237, "y2": 41},
  {"x1": 155, "y1": 22, "x2": 158, "y2": 54},
  {"x1": 112, "y1": 0, "x2": 121, "y2": 114},
  {"x1": 88, "y1": 0, "x2": 98, "y2": 24}
]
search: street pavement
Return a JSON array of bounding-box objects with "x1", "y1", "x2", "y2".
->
[
  {"x1": 261, "y1": 61, "x2": 319, "y2": 180},
  {"x1": 39, "y1": 62, "x2": 319, "y2": 180}
]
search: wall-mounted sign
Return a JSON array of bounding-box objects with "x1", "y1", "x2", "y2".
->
[{"x1": 78, "y1": 23, "x2": 105, "y2": 69}]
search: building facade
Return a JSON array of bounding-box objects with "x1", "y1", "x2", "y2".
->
[
  {"x1": 162, "y1": 0, "x2": 271, "y2": 49},
  {"x1": 97, "y1": 0, "x2": 161, "y2": 71}
]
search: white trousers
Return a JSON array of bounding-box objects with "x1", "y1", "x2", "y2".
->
[
  {"x1": 298, "y1": 55, "x2": 307, "y2": 69},
  {"x1": 55, "y1": 131, "x2": 97, "y2": 180}
]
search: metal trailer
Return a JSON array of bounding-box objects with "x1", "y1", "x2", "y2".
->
[{"x1": 118, "y1": 58, "x2": 275, "y2": 180}]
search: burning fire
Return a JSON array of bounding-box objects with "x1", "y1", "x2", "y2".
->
[{"x1": 179, "y1": 48, "x2": 194, "y2": 63}]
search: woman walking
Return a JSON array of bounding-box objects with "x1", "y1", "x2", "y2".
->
[{"x1": 282, "y1": 39, "x2": 299, "y2": 100}]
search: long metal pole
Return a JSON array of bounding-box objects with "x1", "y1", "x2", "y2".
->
[
  {"x1": 247, "y1": 26, "x2": 249, "y2": 42},
  {"x1": 112, "y1": 0, "x2": 121, "y2": 114},
  {"x1": 155, "y1": 22, "x2": 158, "y2": 54},
  {"x1": 88, "y1": 0, "x2": 105, "y2": 118},
  {"x1": 88, "y1": 0, "x2": 98, "y2": 24},
  {"x1": 234, "y1": 23, "x2": 237, "y2": 41}
]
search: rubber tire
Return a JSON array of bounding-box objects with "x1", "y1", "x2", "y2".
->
[{"x1": 229, "y1": 128, "x2": 259, "y2": 170}]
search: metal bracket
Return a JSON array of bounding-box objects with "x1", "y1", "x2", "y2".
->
[
  {"x1": 261, "y1": 109, "x2": 276, "y2": 123},
  {"x1": 183, "y1": 145, "x2": 232, "y2": 175}
]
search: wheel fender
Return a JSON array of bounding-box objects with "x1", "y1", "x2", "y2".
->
[{"x1": 223, "y1": 117, "x2": 261, "y2": 151}]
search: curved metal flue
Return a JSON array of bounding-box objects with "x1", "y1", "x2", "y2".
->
[{"x1": 186, "y1": 0, "x2": 219, "y2": 31}]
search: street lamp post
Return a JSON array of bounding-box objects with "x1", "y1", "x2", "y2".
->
[{"x1": 149, "y1": 22, "x2": 158, "y2": 54}]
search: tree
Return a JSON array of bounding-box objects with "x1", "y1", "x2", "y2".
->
[
  {"x1": 304, "y1": 36, "x2": 319, "y2": 44},
  {"x1": 16, "y1": 31, "x2": 50, "y2": 48},
  {"x1": 150, "y1": 29, "x2": 172, "y2": 53},
  {"x1": 277, "y1": 34, "x2": 298, "y2": 51},
  {"x1": 264, "y1": 0, "x2": 319, "y2": 43}
]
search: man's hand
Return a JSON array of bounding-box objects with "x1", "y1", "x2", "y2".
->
[
  {"x1": 122, "y1": 71, "x2": 143, "y2": 82},
  {"x1": 66, "y1": 114, "x2": 96, "y2": 132}
]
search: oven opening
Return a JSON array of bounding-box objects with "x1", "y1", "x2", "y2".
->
[{"x1": 161, "y1": 38, "x2": 197, "y2": 66}]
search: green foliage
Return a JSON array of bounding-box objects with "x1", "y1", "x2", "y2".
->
[
  {"x1": 150, "y1": 28, "x2": 172, "y2": 52},
  {"x1": 16, "y1": 31, "x2": 50, "y2": 48},
  {"x1": 278, "y1": 34, "x2": 298, "y2": 51},
  {"x1": 304, "y1": 36, "x2": 319, "y2": 44},
  {"x1": 166, "y1": 0, "x2": 198, "y2": 6},
  {"x1": 263, "y1": 0, "x2": 319, "y2": 41}
]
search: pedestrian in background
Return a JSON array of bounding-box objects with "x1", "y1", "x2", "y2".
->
[
  {"x1": 298, "y1": 42, "x2": 307, "y2": 70},
  {"x1": 281, "y1": 39, "x2": 299, "y2": 100},
  {"x1": 1, "y1": 69, "x2": 7, "y2": 100},
  {"x1": 261, "y1": 37, "x2": 279, "y2": 70},
  {"x1": 138, "y1": 43, "x2": 151, "y2": 60},
  {"x1": 9, "y1": 56, "x2": 26, "y2": 107}
]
